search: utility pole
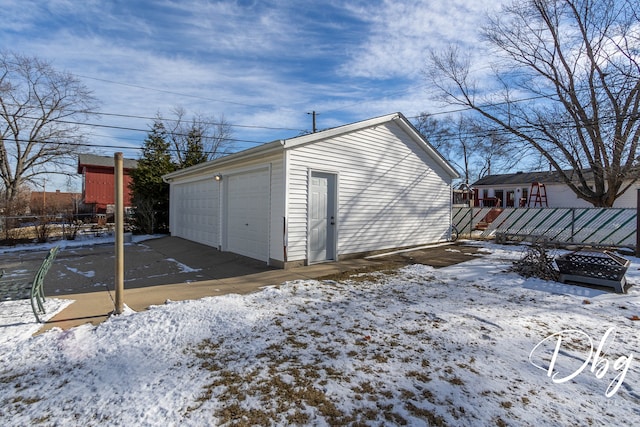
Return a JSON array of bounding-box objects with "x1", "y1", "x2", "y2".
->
[
  {"x1": 307, "y1": 111, "x2": 318, "y2": 133},
  {"x1": 114, "y1": 153, "x2": 124, "y2": 314}
]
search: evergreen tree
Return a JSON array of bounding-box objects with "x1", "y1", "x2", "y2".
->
[
  {"x1": 129, "y1": 122, "x2": 176, "y2": 233},
  {"x1": 181, "y1": 127, "x2": 208, "y2": 168}
]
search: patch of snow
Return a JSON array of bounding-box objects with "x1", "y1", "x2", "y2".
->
[
  {"x1": 65, "y1": 266, "x2": 96, "y2": 278},
  {"x1": 166, "y1": 258, "x2": 202, "y2": 273},
  {"x1": 1, "y1": 298, "x2": 73, "y2": 346},
  {"x1": 0, "y1": 233, "x2": 165, "y2": 254}
]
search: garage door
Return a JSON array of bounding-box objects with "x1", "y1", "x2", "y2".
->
[
  {"x1": 226, "y1": 168, "x2": 270, "y2": 262},
  {"x1": 172, "y1": 178, "x2": 219, "y2": 247}
]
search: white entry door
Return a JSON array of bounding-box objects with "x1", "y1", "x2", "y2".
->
[
  {"x1": 225, "y1": 168, "x2": 270, "y2": 262},
  {"x1": 308, "y1": 171, "x2": 337, "y2": 263}
]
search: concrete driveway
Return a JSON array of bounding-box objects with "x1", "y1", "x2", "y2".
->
[
  {"x1": 0, "y1": 236, "x2": 275, "y2": 298},
  {"x1": 0, "y1": 236, "x2": 484, "y2": 331}
]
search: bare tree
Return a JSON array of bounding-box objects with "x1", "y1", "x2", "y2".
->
[
  {"x1": 0, "y1": 52, "x2": 98, "y2": 205},
  {"x1": 427, "y1": 0, "x2": 640, "y2": 207},
  {"x1": 161, "y1": 106, "x2": 234, "y2": 167},
  {"x1": 413, "y1": 112, "x2": 453, "y2": 151},
  {"x1": 471, "y1": 125, "x2": 525, "y2": 180},
  {"x1": 415, "y1": 113, "x2": 474, "y2": 183},
  {"x1": 414, "y1": 113, "x2": 521, "y2": 184}
]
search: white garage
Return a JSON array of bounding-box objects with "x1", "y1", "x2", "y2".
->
[{"x1": 164, "y1": 113, "x2": 459, "y2": 268}]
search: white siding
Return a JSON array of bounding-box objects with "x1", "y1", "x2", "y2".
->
[
  {"x1": 545, "y1": 184, "x2": 593, "y2": 208},
  {"x1": 286, "y1": 121, "x2": 453, "y2": 262},
  {"x1": 269, "y1": 157, "x2": 286, "y2": 263},
  {"x1": 476, "y1": 183, "x2": 640, "y2": 208},
  {"x1": 613, "y1": 185, "x2": 640, "y2": 208},
  {"x1": 550, "y1": 184, "x2": 640, "y2": 208},
  {"x1": 170, "y1": 177, "x2": 220, "y2": 247}
]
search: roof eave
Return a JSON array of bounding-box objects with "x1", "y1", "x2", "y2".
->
[
  {"x1": 282, "y1": 112, "x2": 459, "y2": 180},
  {"x1": 281, "y1": 112, "x2": 401, "y2": 148},
  {"x1": 163, "y1": 140, "x2": 284, "y2": 182}
]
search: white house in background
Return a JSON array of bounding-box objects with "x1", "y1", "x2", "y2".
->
[
  {"x1": 471, "y1": 170, "x2": 639, "y2": 208},
  {"x1": 163, "y1": 112, "x2": 459, "y2": 268}
]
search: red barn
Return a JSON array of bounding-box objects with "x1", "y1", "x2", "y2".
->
[{"x1": 77, "y1": 154, "x2": 138, "y2": 215}]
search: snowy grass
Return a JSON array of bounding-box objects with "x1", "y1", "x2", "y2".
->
[
  {"x1": 1, "y1": 242, "x2": 639, "y2": 426},
  {"x1": 0, "y1": 298, "x2": 73, "y2": 346}
]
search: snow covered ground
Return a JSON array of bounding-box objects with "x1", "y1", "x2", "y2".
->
[{"x1": 1, "y1": 241, "x2": 639, "y2": 426}]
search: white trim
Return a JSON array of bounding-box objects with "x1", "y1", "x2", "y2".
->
[
  {"x1": 217, "y1": 178, "x2": 224, "y2": 251},
  {"x1": 283, "y1": 152, "x2": 290, "y2": 262},
  {"x1": 284, "y1": 113, "x2": 401, "y2": 148},
  {"x1": 167, "y1": 172, "x2": 219, "y2": 185},
  {"x1": 163, "y1": 141, "x2": 283, "y2": 181}
]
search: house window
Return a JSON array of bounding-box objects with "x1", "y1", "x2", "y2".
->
[{"x1": 520, "y1": 188, "x2": 528, "y2": 207}]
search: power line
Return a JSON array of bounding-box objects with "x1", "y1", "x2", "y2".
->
[
  {"x1": 18, "y1": 115, "x2": 270, "y2": 145},
  {"x1": 0, "y1": 90, "x2": 568, "y2": 143},
  {"x1": 8, "y1": 137, "x2": 255, "y2": 157},
  {"x1": 5, "y1": 83, "x2": 638, "y2": 150},
  {"x1": 74, "y1": 74, "x2": 275, "y2": 110},
  {"x1": 5, "y1": 72, "x2": 624, "y2": 136},
  {"x1": 12, "y1": 110, "x2": 638, "y2": 153},
  {"x1": 86, "y1": 109, "x2": 306, "y2": 132},
  {"x1": 320, "y1": 83, "x2": 431, "y2": 115},
  {"x1": 1, "y1": 101, "x2": 307, "y2": 133},
  {"x1": 406, "y1": 93, "x2": 565, "y2": 120}
]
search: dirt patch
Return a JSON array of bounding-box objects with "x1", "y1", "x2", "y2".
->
[{"x1": 320, "y1": 243, "x2": 485, "y2": 281}]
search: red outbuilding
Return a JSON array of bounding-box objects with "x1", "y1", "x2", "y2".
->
[{"x1": 77, "y1": 154, "x2": 138, "y2": 215}]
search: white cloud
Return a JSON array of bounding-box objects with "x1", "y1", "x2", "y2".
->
[
  {"x1": 1, "y1": 0, "x2": 508, "y2": 161},
  {"x1": 340, "y1": 0, "x2": 504, "y2": 80}
]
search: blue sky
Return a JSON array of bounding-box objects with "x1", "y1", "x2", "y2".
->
[{"x1": 2, "y1": 0, "x2": 503, "y2": 190}]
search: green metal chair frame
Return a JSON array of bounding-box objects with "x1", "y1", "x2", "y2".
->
[{"x1": 0, "y1": 246, "x2": 59, "y2": 323}]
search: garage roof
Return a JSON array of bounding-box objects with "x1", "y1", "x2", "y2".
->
[{"x1": 163, "y1": 112, "x2": 459, "y2": 181}]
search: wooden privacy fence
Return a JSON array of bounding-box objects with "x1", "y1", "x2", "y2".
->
[{"x1": 453, "y1": 207, "x2": 637, "y2": 249}]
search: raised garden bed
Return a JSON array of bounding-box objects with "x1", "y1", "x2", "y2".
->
[{"x1": 555, "y1": 250, "x2": 630, "y2": 293}]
